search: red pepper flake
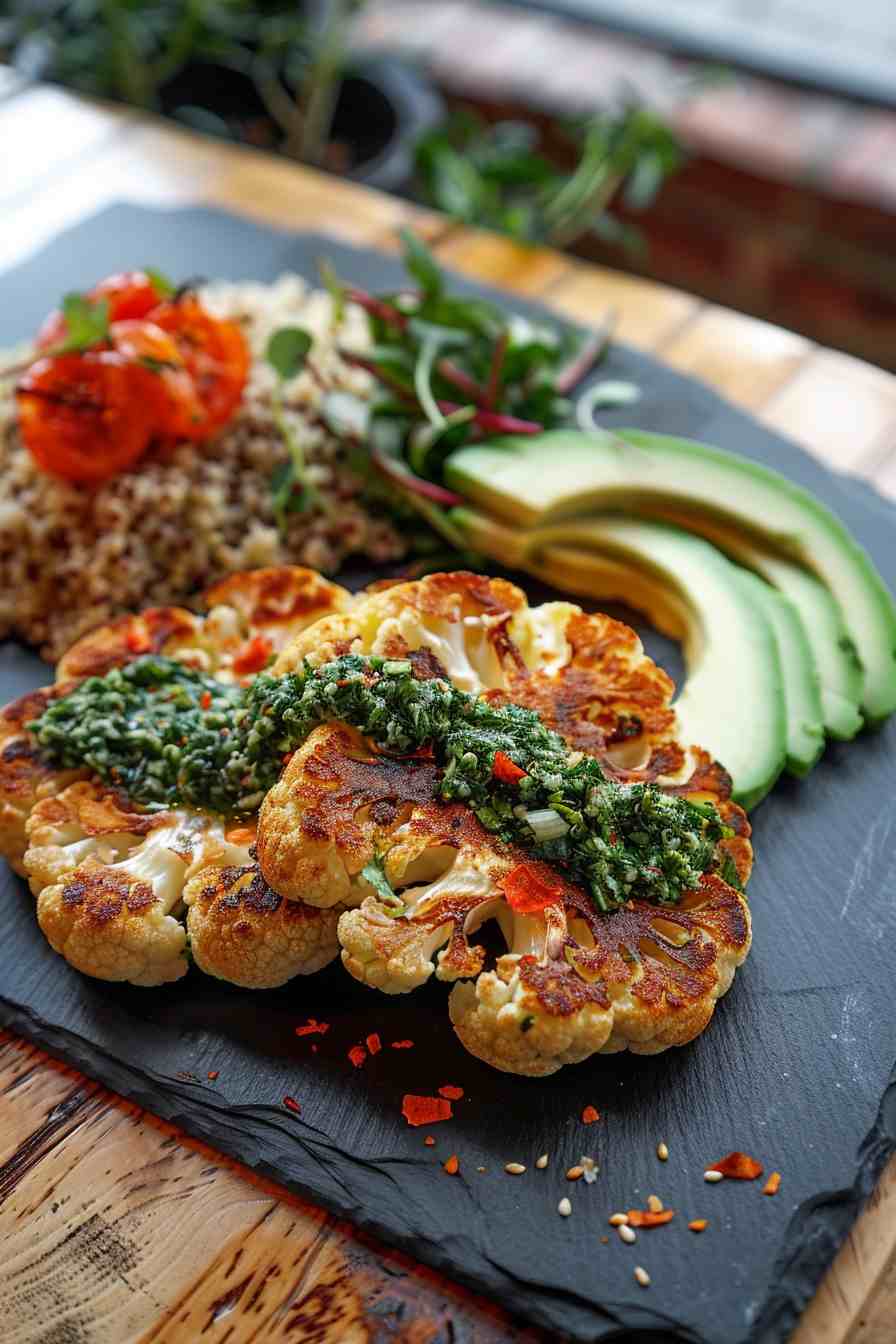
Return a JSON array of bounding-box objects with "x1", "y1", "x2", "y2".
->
[
  {"x1": 207, "y1": 1070, "x2": 219, "y2": 1081},
  {"x1": 688, "y1": 1219, "x2": 709, "y2": 1233},
  {"x1": 627, "y1": 1209, "x2": 675, "y2": 1228},
  {"x1": 391, "y1": 1039, "x2": 414, "y2": 1049},
  {"x1": 232, "y1": 633, "x2": 273, "y2": 676},
  {"x1": 282, "y1": 1096, "x2": 301, "y2": 1114},
  {"x1": 492, "y1": 750, "x2": 527, "y2": 784},
  {"x1": 581, "y1": 1105, "x2": 601, "y2": 1125},
  {"x1": 424, "y1": 1136, "x2": 436, "y2": 1147},
  {"x1": 443, "y1": 1154, "x2": 459, "y2": 1175},
  {"x1": 402, "y1": 1094, "x2": 453, "y2": 1126},
  {"x1": 710, "y1": 1151, "x2": 764, "y2": 1181},
  {"x1": 763, "y1": 1171, "x2": 782, "y2": 1196},
  {"x1": 438, "y1": 1084, "x2": 464, "y2": 1101},
  {"x1": 200, "y1": 690, "x2": 212, "y2": 710},
  {"x1": 348, "y1": 1045, "x2": 367, "y2": 1068},
  {"x1": 366, "y1": 1033, "x2": 382, "y2": 1055},
  {"x1": 501, "y1": 862, "x2": 565, "y2": 914},
  {"x1": 295, "y1": 1018, "x2": 330, "y2": 1037},
  {"x1": 125, "y1": 627, "x2": 150, "y2": 654}
]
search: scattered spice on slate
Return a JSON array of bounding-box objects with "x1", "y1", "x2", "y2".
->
[
  {"x1": 763, "y1": 1172, "x2": 782, "y2": 1196},
  {"x1": 580, "y1": 1157, "x2": 598, "y2": 1183},
  {"x1": 402, "y1": 1095, "x2": 453, "y2": 1126},
  {"x1": 710, "y1": 1151, "x2": 764, "y2": 1180},
  {"x1": 581, "y1": 1106, "x2": 600, "y2": 1124},
  {"x1": 424, "y1": 1136, "x2": 436, "y2": 1147},
  {"x1": 627, "y1": 1209, "x2": 675, "y2": 1228},
  {"x1": 566, "y1": 1166, "x2": 584, "y2": 1181},
  {"x1": 656, "y1": 1141, "x2": 669, "y2": 1161},
  {"x1": 558, "y1": 1198, "x2": 572, "y2": 1217},
  {"x1": 505, "y1": 1162, "x2": 526, "y2": 1175},
  {"x1": 704, "y1": 1170, "x2": 724, "y2": 1183},
  {"x1": 647, "y1": 1195, "x2": 664, "y2": 1213},
  {"x1": 689, "y1": 1219, "x2": 709, "y2": 1233},
  {"x1": 282, "y1": 1096, "x2": 301, "y2": 1115},
  {"x1": 443, "y1": 1154, "x2": 459, "y2": 1175},
  {"x1": 609, "y1": 1213, "x2": 629, "y2": 1227},
  {"x1": 348, "y1": 1045, "x2": 367, "y2": 1068},
  {"x1": 535, "y1": 1154, "x2": 549, "y2": 1169},
  {"x1": 618, "y1": 1224, "x2": 636, "y2": 1244},
  {"x1": 366, "y1": 1033, "x2": 382, "y2": 1055},
  {"x1": 438, "y1": 1084, "x2": 464, "y2": 1100},
  {"x1": 634, "y1": 1266, "x2": 651, "y2": 1288},
  {"x1": 295, "y1": 1018, "x2": 330, "y2": 1037},
  {"x1": 391, "y1": 1040, "x2": 415, "y2": 1049},
  {"x1": 207, "y1": 1071, "x2": 219, "y2": 1081}
]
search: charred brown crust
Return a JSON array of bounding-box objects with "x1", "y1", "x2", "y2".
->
[
  {"x1": 32, "y1": 780, "x2": 172, "y2": 839},
  {"x1": 203, "y1": 567, "x2": 348, "y2": 640},
  {"x1": 60, "y1": 868, "x2": 155, "y2": 924},
  {"x1": 57, "y1": 608, "x2": 199, "y2": 681},
  {"x1": 196, "y1": 862, "x2": 321, "y2": 922}
]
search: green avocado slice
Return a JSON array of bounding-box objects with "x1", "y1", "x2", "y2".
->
[
  {"x1": 731, "y1": 567, "x2": 825, "y2": 777},
  {"x1": 445, "y1": 428, "x2": 896, "y2": 723},
  {"x1": 456, "y1": 509, "x2": 786, "y2": 809}
]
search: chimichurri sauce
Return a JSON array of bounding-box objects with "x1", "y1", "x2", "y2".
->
[{"x1": 31, "y1": 653, "x2": 731, "y2": 911}]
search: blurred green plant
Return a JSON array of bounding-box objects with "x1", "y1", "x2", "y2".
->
[
  {"x1": 0, "y1": 0, "x2": 367, "y2": 166},
  {"x1": 414, "y1": 107, "x2": 683, "y2": 253}
]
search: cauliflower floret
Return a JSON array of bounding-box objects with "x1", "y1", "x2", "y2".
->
[
  {"x1": 257, "y1": 723, "x2": 442, "y2": 907},
  {"x1": 184, "y1": 853, "x2": 342, "y2": 988},
  {"x1": 337, "y1": 806, "x2": 509, "y2": 993},
  {"x1": 25, "y1": 780, "x2": 249, "y2": 986},
  {"x1": 449, "y1": 874, "x2": 751, "y2": 1074},
  {"x1": 0, "y1": 683, "x2": 85, "y2": 873}
]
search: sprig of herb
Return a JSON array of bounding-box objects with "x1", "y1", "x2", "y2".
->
[{"x1": 265, "y1": 326, "x2": 318, "y2": 529}]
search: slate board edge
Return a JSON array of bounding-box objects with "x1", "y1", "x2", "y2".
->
[
  {"x1": 1, "y1": 202, "x2": 895, "y2": 1342},
  {"x1": 0, "y1": 994, "x2": 703, "y2": 1343}
]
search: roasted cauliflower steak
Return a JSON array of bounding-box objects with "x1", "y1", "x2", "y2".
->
[
  {"x1": 5, "y1": 566, "x2": 350, "y2": 987},
  {"x1": 263, "y1": 572, "x2": 753, "y2": 1074}
]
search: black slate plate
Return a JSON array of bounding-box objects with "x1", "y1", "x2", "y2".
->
[{"x1": 1, "y1": 205, "x2": 894, "y2": 1344}]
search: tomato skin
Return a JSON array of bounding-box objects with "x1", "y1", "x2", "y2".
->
[
  {"x1": 109, "y1": 320, "x2": 207, "y2": 440},
  {"x1": 492, "y1": 750, "x2": 527, "y2": 784},
  {"x1": 231, "y1": 634, "x2": 273, "y2": 675},
  {"x1": 500, "y1": 862, "x2": 565, "y2": 914},
  {"x1": 149, "y1": 295, "x2": 250, "y2": 433},
  {"x1": 16, "y1": 352, "x2": 157, "y2": 484},
  {"x1": 36, "y1": 271, "x2": 167, "y2": 351}
]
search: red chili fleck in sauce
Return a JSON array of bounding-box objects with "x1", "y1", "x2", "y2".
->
[
  {"x1": 581, "y1": 1105, "x2": 600, "y2": 1124},
  {"x1": 347, "y1": 1045, "x2": 367, "y2": 1068},
  {"x1": 402, "y1": 1095, "x2": 453, "y2": 1126},
  {"x1": 295, "y1": 1018, "x2": 330, "y2": 1037},
  {"x1": 366, "y1": 1033, "x2": 382, "y2": 1055},
  {"x1": 200, "y1": 691, "x2": 212, "y2": 710},
  {"x1": 500, "y1": 862, "x2": 565, "y2": 914},
  {"x1": 710, "y1": 1151, "x2": 764, "y2": 1180},
  {"x1": 125, "y1": 628, "x2": 151, "y2": 654},
  {"x1": 232, "y1": 633, "x2": 273, "y2": 675},
  {"x1": 492, "y1": 750, "x2": 527, "y2": 784},
  {"x1": 283, "y1": 1096, "x2": 301, "y2": 1114},
  {"x1": 438, "y1": 1085, "x2": 464, "y2": 1101}
]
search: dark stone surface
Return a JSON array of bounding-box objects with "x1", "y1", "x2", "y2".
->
[{"x1": 0, "y1": 205, "x2": 894, "y2": 1344}]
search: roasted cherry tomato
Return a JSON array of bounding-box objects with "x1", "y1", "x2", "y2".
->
[
  {"x1": 499, "y1": 862, "x2": 565, "y2": 914},
  {"x1": 149, "y1": 295, "x2": 250, "y2": 433},
  {"x1": 36, "y1": 271, "x2": 168, "y2": 351},
  {"x1": 16, "y1": 352, "x2": 156, "y2": 484},
  {"x1": 109, "y1": 320, "x2": 207, "y2": 440}
]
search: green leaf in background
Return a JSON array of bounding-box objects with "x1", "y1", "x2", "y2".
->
[
  {"x1": 143, "y1": 266, "x2": 175, "y2": 298},
  {"x1": 399, "y1": 228, "x2": 443, "y2": 303},
  {"x1": 58, "y1": 292, "x2": 110, "y2": 353},
  {"x1": 265, "y1": 326, "x2": 313, "y2": 381}
]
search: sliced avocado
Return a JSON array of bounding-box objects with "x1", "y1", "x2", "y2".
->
[
  {"x1": 624, "y1": 503, "x2": 863, "y2": 740},
  {"x1": 446, "y1": 429, "x2": 896, "y2": 722},
  {"x1": 731, "y1": 567, "x2": 824, "y2": 777},
  {"x1": 458, "y1": 509, "x2": 786, "y2": 809}
]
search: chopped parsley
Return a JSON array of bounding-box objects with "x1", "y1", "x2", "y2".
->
[{"x1": 30, "y1": 652, "x2": 731, "y2": 913}]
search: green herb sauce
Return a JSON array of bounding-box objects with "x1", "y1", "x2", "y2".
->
[{"x1": 31, "y1": 653, "x2": 731, "y2": 912}]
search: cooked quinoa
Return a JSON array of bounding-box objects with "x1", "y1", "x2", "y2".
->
[{"x1": 0, "y1": 275, "x2": 407, "y2": 661}]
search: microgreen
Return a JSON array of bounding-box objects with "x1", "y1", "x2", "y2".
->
[
  {"x1": 57, "y1": 293, "x2": 110, "y2": 353},
  {"x1": 360, "y1": 855, "x2": 404, "y2": 913},
  {"x1": 265, "y1": 326, "x2": 317, "y2": 528},
  {"x1": 143, "y1": 266, "x2": 175, "y2": 298}
]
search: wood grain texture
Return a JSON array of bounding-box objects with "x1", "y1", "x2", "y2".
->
[{"x1": 1, "y1": 88, "x2": 895, "y2": 1344}]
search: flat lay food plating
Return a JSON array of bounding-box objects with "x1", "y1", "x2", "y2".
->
[{"x1": 1, "y1": 224, "x2": 894, "y2": 1338}]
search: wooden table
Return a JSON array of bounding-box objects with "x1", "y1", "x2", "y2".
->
[{"x1": 1, "y1": 83, "x2": 895, "y2": 1344}]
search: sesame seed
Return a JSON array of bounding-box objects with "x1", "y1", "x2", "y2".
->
[
  {"x1": 657, "y1": 1141, "x2": 669, "y2": 1161},
  {"x1": 566, "y1": 1165, "x2": 584, "y2": 1181},
  {"x1": 618, "y1": 1224, "x2": 637, "y2": 1244},
  {"x1": 688, "y1": 1219, "x2": 708, "y2": 1233},
  {"x1": 558, "y1": 1197, "x2": 572, "y2": 1217},
  {"x1": 608, "y1": 1213, "x2": 629, "y2": 1226},
  {"x1": 505, "y1": 1162, "x2": 526, "y2": 1175},
  {"x1": 535, "y1": 1153, "x2": 549, "y2": 1169},
  {"x1": 704, "y1": 1170, "x2": 724, "y2": 1183},
  {"x1": 580, "y1": 1156, "x2": 598, "y2": 1183},
  {"x1": 634, "y1": 1266, "x2": 650, "y2": 1288},
  {"x1": 647, "y1": 1194, "x2": 664, "y2": 1213}
]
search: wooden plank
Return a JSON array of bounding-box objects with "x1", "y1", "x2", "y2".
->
[
  {"x1": 761, "y1": 348, "x2": 896, "y2": 473},
  {"x1": 547, "y1": 262, "x2": 700, "y2": 350},
  {"x1": 658, "y1": 305, "x2": 812, "y2": 411},
  {"x1": 434, "y1": 228, "x2": 572, "y2": 295},
  {"x1": 0, "y1": 1035, "x2": 538, "y2": 1344}
]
